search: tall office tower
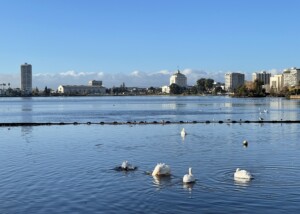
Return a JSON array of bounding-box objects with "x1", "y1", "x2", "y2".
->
[{"x1": 21, "y1": 63, "x2": 32, "y2": 95}]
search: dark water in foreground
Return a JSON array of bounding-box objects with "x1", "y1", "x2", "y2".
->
[{"x1": 0, "y1": 96, "x2": 300, "y2": 213}]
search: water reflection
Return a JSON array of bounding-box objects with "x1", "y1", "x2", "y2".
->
[
  {"x1": 21, "y1": 98, "x2": 33, "y2": 138},
  {"x1": 234, "y1": 177, "x2": 252, "y2": 187},
  {"x1": 21, "y1": 97, "x2": 33, "y2": 122},
  {"x1": 183, "y1": 182, "x2": 195, "y2": 198},
  {"x1": 161, "y1": 103, "x2": 187, "y2": 110},
  {"x1": 152, "y1": 175, "x2": 172, "y2": 189}
]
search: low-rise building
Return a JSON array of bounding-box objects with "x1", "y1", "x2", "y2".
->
[
  {"x1": 58, "y1": 80, "x2": 106, "y2": 95},
  {"x1": 162, "y1": 85, "x2": 170, "y2": 93}
]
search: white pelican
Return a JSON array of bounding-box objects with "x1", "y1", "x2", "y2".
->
[
  {"x1": 183, "y1": 167, "x2": 195, "y2": 183},
  {"x1": 234, "y1": 168, "x2": 252, "y2": 180},
  {"x1": 152, "y1": 163, "x2": 171, "y2": 176},
  {"x1": 118, "y1": 161, "x2": 136, "y2": 171},
  {"x1": 181, "y1": 128, "x2": 186, "y2": 137}
]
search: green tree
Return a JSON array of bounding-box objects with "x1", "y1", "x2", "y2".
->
[
  {"x1": 205, "y1": 78, "x2": 214, "y2": 90},
  {"x1": 196, "y1": 78, "x2": 206, "y2": 92},
  {"x1": 169, "y1": 83, "x2": 182, "y2": 94},
  {"x1": 253, "y1": 79, "x2": 264, "y2": 96}
]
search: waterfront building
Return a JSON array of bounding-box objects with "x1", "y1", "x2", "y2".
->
[
  {"x1": 161, "y1": 70, "x2": 187, "y2": 94},
  {"x1": 270, "y1": 74, "x2": 284, "y2": 92},
  {"x1": 224, "y1": 72, "x2": 245, "y2": 92},
  {"x1": 252, "y1": 71, "x2": 271, "y2": 85},
  {"x1": 283, "y1": 67, "x2": 300, "y2": 87},
  {"x1": 21, "y1": 63, "x2": 32, "y2": 95},
  {"x1": 162, "y1": 85, "x2": 170, "y2": 93},
  {"x1": 88, "y1": 80, "x2": 102, "y2": 86},
  {"x1": 169, "y1": 70, "x2": 187, "y2": 87},
  {"x1": 58, "y1": 80, "x2": 106, "y2": 95}
]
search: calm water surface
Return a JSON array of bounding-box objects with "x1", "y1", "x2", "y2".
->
[
  {"x1": 0, "y1": 96, "x2": 300, "y2": 122},
  {"x1": 0, "y1": 96, "x2": 300, "y2": 213}
]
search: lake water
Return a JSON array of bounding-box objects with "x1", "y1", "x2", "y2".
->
[{"x1": 0, "y1": 96, "x2": 300, "y2": 213}]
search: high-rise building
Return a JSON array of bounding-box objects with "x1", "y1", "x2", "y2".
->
[
  {"x1": 224, "y1": 72, "x2": 245, "y2": 92},
  {"x1": 169, "y1": 70, "x2": 187, "y2": 87},
  {"x1": 21, "y1": 63, "x2": 32, "y2": 95},
  {"x1": 270, "y1": 74, "x2": 284, "y2": 92},
  {"x1": 283, "y1": 67, "x2": 300, "y2": 87},
  {"x1": 252, "y1": 71, "x2": 271, "y2": 85}
]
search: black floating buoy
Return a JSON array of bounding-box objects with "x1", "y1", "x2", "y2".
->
[
  {"x1": 100, "y1": 122, "x2": 105, "y2": 125},
  {"x1": 218, "y1": 121, "x2": 223, "y2": 124},
  {"x1": 153, "y1": 121, "x2": 157, "y2": 124},
  {"x1": 87, "y1": 122, "x2": 91, "y2": 125},
  {"x1": 73, "y1": 122, "x2": 78, "y2": 125},
  {"x1": 165, "y1": 121, "x2": 170, "y2": 124},
  {"x1": 205, "y1": 121, "x2": 210, "y2": 123},
  {"x1": 113, "y1": 121, "x2": 118, "y2": 125}
]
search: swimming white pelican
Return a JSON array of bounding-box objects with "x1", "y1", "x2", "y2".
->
[
  {"x1": 183, "y1": 167, "x2": 195, "y2": 183},
  {"x1": 152, "y1": 163, "x2": 171, "y2": 176},
  {"x1": 181, "y1": 128, "x2": 186, "y2": 137},
  {"x1": 119, "y1": 161, "x2": 136, "y2": 171},
  {"x1": 234, "y1": 168, "x2": 252, "y2": 180}
]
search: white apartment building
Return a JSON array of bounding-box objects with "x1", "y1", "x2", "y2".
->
[
  {"x1": 252, "y1": 71, "x2": 271, "y2": 85},
  {"x1": 161, "y1": 85, "x2": 170, "y2": 93},
  {"x1": 283, "y1": 67, "x2": 300, "y2": 87},
  {"x1": 270, "y1": 74, "x2": 284, "y2": 92},
  {"x1": 224, "y1": 72, "x2": 245, "y2": 92},
  {"x1": 21, "y1": 63, "x2": 32, "y2": 95},
  {"x1": 169, "y1": 70, "x2": 187, "y2": 87}
]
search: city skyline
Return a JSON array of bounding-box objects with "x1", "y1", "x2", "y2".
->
[
  {"x1": 1, "y1": 0, "x2": 300, "y2": 88},
  {"x1": 0, "y1": 66, "x2": 284, "y2": 89}
]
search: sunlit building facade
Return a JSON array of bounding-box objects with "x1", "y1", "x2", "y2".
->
[
  {"x1": 224, "y1": 72, "x2": 245, "y2": 92},
  {"x1": 169, "y1": 70, "x2": 187, "y2": 87}
]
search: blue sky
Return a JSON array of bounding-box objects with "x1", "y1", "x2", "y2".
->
[{"x1": 0, "y1": 0, "x2": 300, "y2": 88}]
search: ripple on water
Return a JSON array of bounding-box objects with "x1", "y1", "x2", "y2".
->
[{"x1": 205, "y1": 165, "x2": 300, "y2": 191}]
